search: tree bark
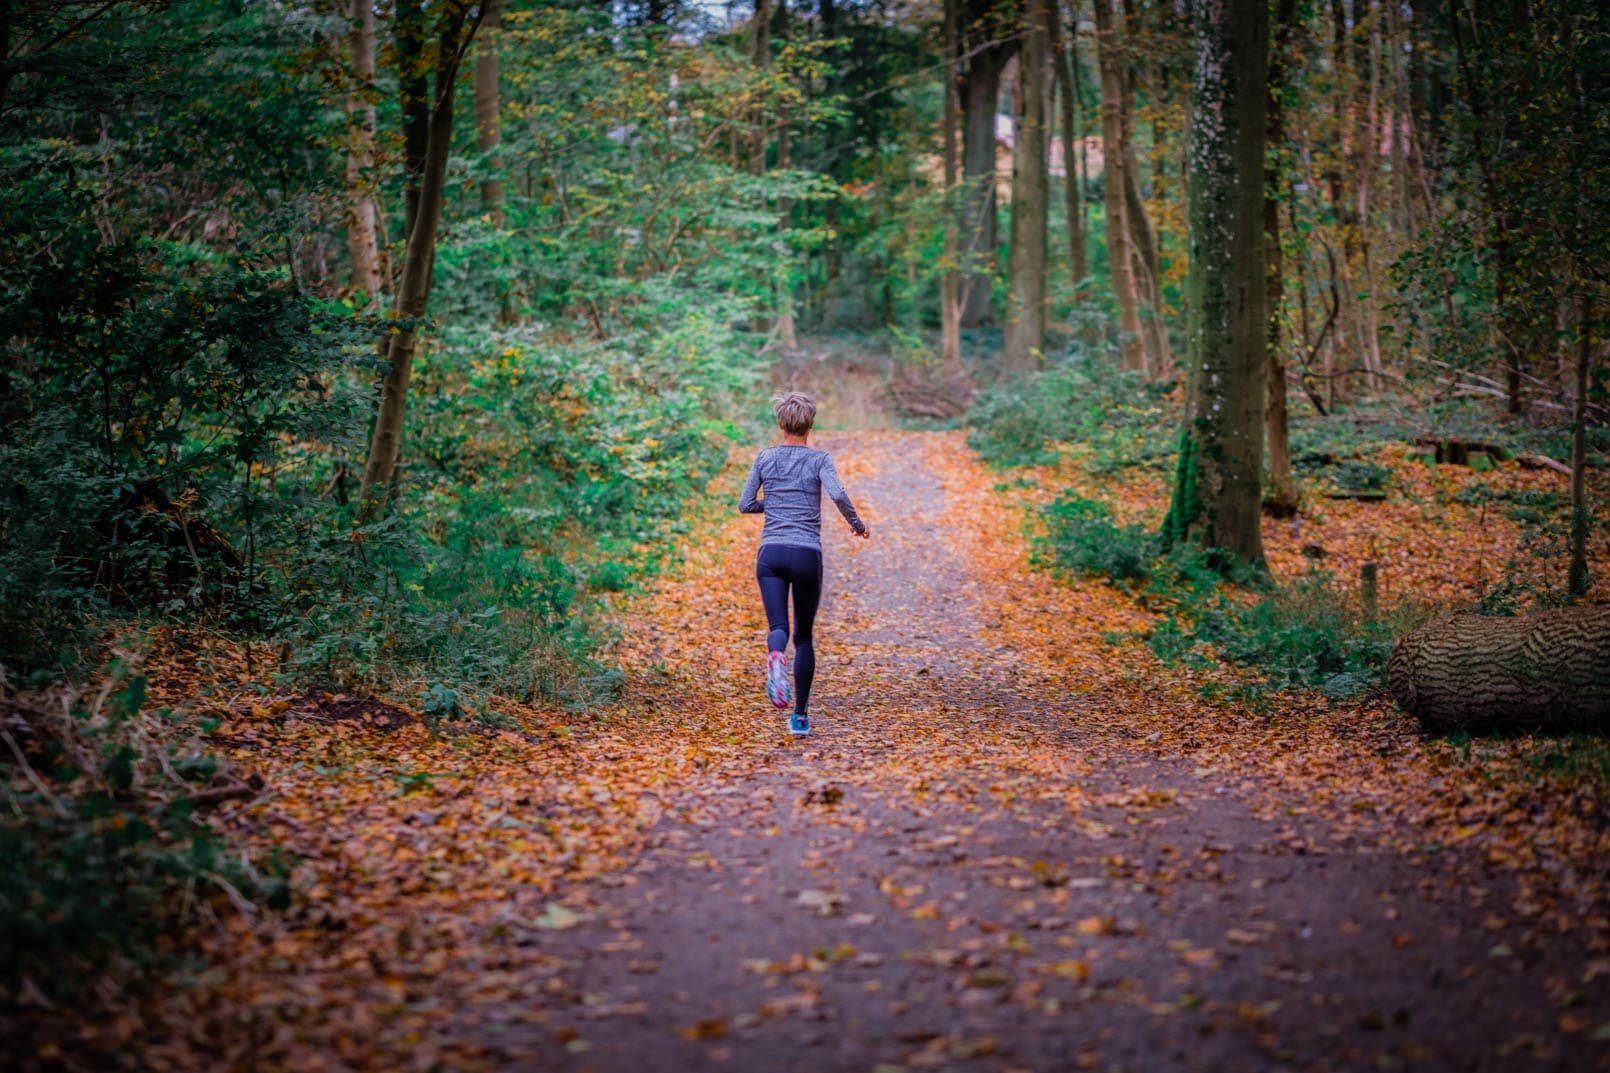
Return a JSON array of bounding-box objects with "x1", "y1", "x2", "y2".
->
[
  {"x1": 474, "y1": 0, "x2": 514, "y2": 324},
  {"x1": 360, "y1": 2, "x2": 480, "y2": 512},
  {"x1": 1051, "y1": 4, "x2": 1086, "y2": 294},
  {"x1": 1388, "y1": 607, "x2": 1610, "y2": 732},
  {"x1": 750, "y1": 0, "x2": 771, "y2": 175},
  {"x1": 1567, "y1": 292, "x2": 1592, "y2": 598},
  {"x1": 396, "y1": 0, "x2": 430, "y2": 248},
  {"x1": 344, "y1": 0, "x2": 382, "y2": 306},
  {"x1": 773, "y1": 0, "x2": 796, "y2": 349},
  {"x1": 941, "y1": 0, "x2": 963, "y2": 375},
  {"x1": 1091, "y1": 0, "x2": 1143, "y2": 372},
  {"x1": 1161, "y1": 0, "x2": 1268, "y2": 567},
  {"x1": 959, "y1": 0, "x2": 1015, "y2": 328},
  {"x1": 1003, "y1": 0, "x2": 1049, "y2": 373},
  {"x1": 1263, "y1": 0, "x2": 1298, "y2": 514},
  {"x1": 1123, "y1": 146, "x2": 1171, "y2": 374}
]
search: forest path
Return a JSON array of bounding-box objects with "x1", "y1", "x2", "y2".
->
[{"x1": 471, "y1": 430, "x2": 1606, "y2": 1073}]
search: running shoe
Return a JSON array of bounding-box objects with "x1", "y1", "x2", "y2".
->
[
  {"x1": 765, "y1": 650, "x2": 792, "y2": 709},
  {"x1": 788, "y1": 712, "x2": 810, "y2": 737}
]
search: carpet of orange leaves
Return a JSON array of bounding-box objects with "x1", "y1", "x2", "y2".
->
[{"x1": 10, "y1": 428, "x2": 1608, "y2": 1071}]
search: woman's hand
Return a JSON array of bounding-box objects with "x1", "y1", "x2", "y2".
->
[{"x1": 854, "y1": 525, "x2": 871, "y2": 539}]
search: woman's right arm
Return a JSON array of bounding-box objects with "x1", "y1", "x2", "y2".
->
[{"x1": 738, "y1": 456, "x2": 764, "y2": 513}]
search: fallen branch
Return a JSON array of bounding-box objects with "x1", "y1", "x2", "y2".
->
[
  {"x1": 179, "y1": 774, "x2": 264, "y2": 812},
  {"x1": 1515, "y1": 452, "x2": 1573, "y2": 477}
]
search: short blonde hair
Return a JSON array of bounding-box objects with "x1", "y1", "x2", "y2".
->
[{"x1": 772, "y1": 391, "x2": 816, "y2": 435}]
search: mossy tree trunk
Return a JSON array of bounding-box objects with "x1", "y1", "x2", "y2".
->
[
  {"x1": 1003, "y1": 0, "x2": 1049, "y2": 373},
  {"x1": 1162, "y1": 0, "x2": 1268, "y2": 566}
]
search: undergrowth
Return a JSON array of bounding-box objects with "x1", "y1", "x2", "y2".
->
[
  {"x1": 966, "y1": 350, "x2": 1173, "y2": 470},
  {"x1": 0, "y1": 657, "x2": 285, "y2": 1002},
  {"x1": 1035, "y1": 491, "x2": 1429, "y2": 702}
]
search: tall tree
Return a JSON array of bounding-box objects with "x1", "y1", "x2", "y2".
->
[
  {"x1": 1262, "y1": 0, "x2": 1298, "y2": 514},
  {"x1": 1161, "y1": 0, "x2": 1268, "y2": 566},
  {"x1": 359, "y1": 1, "x2": 482, "y2": 511},
  {"x1": 940, "y1": 0, "x2": 963, "y2": 374},
  {"x1": 749, "y1": 0, "x2": 771, "y2": 174},
  {"x1": 343, "y1": 0, "x2": 383, "y2": 305},
  {"x1": 1050, "y1": 0, "x2": 1087, "y2": 293},
  {"x1": 1003, "y1": 0, "x2": 1049, "y2": 371},
  {"x1": 473, "y1": 0, "x2": 514, "y2": 323},
  {"x1": 958, "y1": 0, "x2": 1016, "y2": 327},
  {"x1": 773, "y1": 0, "x2": 797, "y2": 349},
  {"x1": 1091, "y1": 0, "x2": 1143, "y2": 371},
  {"x1": 396, "y1": 0, "x2": 430, "y2": 246}
]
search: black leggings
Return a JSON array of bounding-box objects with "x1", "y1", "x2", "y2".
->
[{"x1": 756, "y1": 544, "x2": 823, "y2": 714}]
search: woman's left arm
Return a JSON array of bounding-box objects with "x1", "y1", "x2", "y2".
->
[{"x1": 820, "y1": 456, "x2": 867, "y2": 536}]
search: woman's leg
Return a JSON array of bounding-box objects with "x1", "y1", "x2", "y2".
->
[
  {"x1": 756, "y1": 548, "x2": 791, "y2": 655},
  {"x1": 790, "y1": 550, "x2": 823, "y2": 715}
]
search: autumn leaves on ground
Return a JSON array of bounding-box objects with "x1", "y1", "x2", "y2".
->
[{"x1": 19, "y1": 429, "x2": 1610, "y2": 1073}]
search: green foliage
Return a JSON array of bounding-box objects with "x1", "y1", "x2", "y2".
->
[
  {"x1": 0, "y1": 142, "x2": 371, "y2": 677},
  {"x1": 966, "y1": 354, "x2": 1169, "y2": 469},
  {"x1": 1036, "y1": 495, "x2": 1154, "y2": 584},
  {"x1": 0, "y1": 662, "x2": 284, "y2": 998},
  {"x1": 1038, "y1": 489, "x2": 1428, "y2": 701},
  {"x1": 1183, "y1": 572, "x2": 1420, "y2": 698}
]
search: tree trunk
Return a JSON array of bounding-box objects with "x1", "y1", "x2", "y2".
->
[
  {"x1": 474, "y1": 0, "x2": 514, "y2": 324},
  {"x1": 1003, "y1": 0, "x2": 1049, "y2": 373},
  {"x1": 960, "y1": 32, "x2": 1012, "y2": 328},
  {"x1": 360, "y1": 2, "x2": 480, "y2": 512},
  {"x1": 747, "y1": 0, "x2": 778, "y2": 337},
  {"x1": 941, "y1": 0, "x2": 963, "y2": 375},
  {"x1": 1122, "y1": 148, "x2": 1171, "y2": 375},
  {"x1": 1051, "y1": 4, "x2": 1086, "y2": 294},
  {"x1": 750, "y1": 0, "x2": 771, "y2": 175},
  {"x1": 1092, "y1": 0, "x2": 1143, "y2": 372},
  {"x1": 1388, "y1": 607, "x2": 1610, "y2": 732},
  {"x1": 1567, "y1": 292, "x2": 1593, "y2": 598},
  {"x1": 773, "y1": 0, "x2": 797, "y2": 349},
  {"x1": 1263, "y1": 0, "x2": 1298, "y2": 514},
  {"x1": 344, "y1": 0, "x2": 382, "y2": 305},
  {"x1": 1161, "y1": 0, "x2": 1268, "y2": 567},
  {"x1": 396, "y1": 0, "x2": 430, "y2": 249}
]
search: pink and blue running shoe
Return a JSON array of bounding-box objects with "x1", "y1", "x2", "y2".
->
[
  {"x1": 788, "y1": 712, "x2": 810, "y2": 737},
  {"x1": 765, "y1": 650, "x2": 792, "y2": 709}
]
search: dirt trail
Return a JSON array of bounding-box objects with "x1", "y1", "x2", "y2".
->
[{"x1": 470, "y1": 431, "x2": 1607, "y2": 1073}]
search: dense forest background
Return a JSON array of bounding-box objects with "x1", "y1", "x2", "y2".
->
[
  {"x1": 4, "y1": 0, "x2": 1606, "y2": 692},
  {"x1": 2, "y1": 0, "x2": 1609, "y2": 1046}
]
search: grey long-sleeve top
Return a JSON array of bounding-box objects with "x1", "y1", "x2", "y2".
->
[{"x1": 738, "y1": 445, "x2": 866, "y2": 551}]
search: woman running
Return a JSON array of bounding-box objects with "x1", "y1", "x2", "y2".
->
[{"x1": 738, "y1": 392, "x2": 869, "y2": 737}]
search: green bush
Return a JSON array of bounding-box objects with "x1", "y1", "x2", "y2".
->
[
  {"x1": 1186, "y1": 571, "x2": 1417, "y2": 698},
  {"x1": 1034, "y1": 489, "x2": 1424, "y2": 701},
  {"x1": 1037, "y1": 494, "x2": 1155, "y2": 585},
  {"x1": 0, "y1": 142, "x2": 371, "y2": 679}
]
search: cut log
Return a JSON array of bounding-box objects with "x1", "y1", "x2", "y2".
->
[{"x1": 1387, "y1": 605, "x2": 1610, "y2": 733}]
